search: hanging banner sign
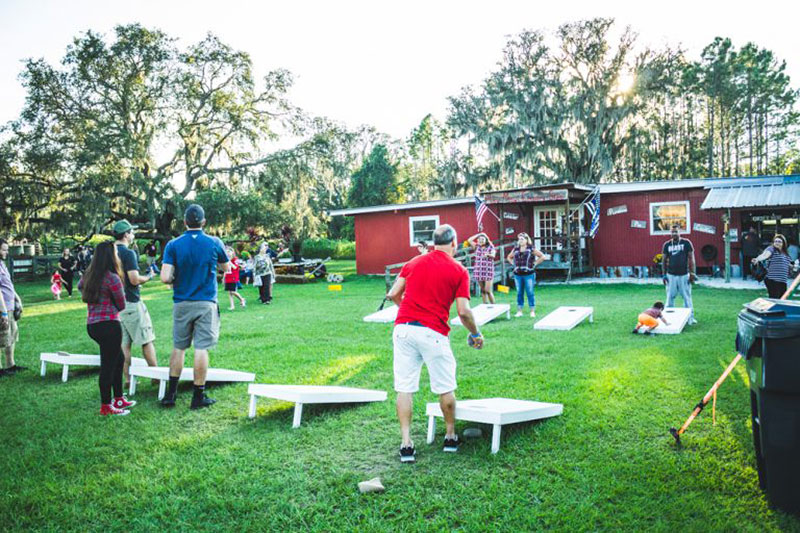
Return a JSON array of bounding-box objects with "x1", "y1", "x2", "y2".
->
[
  {"x1": 729, "y1": 228, "x2": 739, "y2": 242},
  {"x1": 607, "y1": 205, "x2": 628, "y2": 216},
  {"x1": 485, "y1": 189, "x2": 568, "y2": 204},
  {"x1": 504, "y1": 227, "x2": 515, "y2": 235},
  {"x1": 631, "y1": 220, "x2": 647, "y2": 229},
  {"x1": 693, "y1": 223, "x2": 716, "y2": 235},
  {"x1": 502, "y1": 212, "x2": 519, "y2": 220}
]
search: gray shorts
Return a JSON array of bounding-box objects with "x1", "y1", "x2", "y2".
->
[{"x1": 172, "y1": 301, "x2": 219, "y2": 350}]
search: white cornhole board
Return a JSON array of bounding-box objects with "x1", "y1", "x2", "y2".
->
[
  {"x1": 247, "y1": 384, "x2": 387, "y2": 427},
  {"x1": 534, "y1": 306, "x2": 594, "y2": 331},
  {"x1": 40, "y1": 352, "x2": 147, "y2": 383},
  {"x1": 450, "y1": 303, "x2": 511, "y2": 327},
  {"x1": 363, "y1": 305, "x2": 398, "y2": 323},
  {"x1": 650, "y1": 307, "x2": 692, "y2": 334},
  {"x1": 426, "y1": 397, "x2": 563, "y2": 454},
  {"x1": 128, "y1": 366, "x2": 256, "y2": 399}
]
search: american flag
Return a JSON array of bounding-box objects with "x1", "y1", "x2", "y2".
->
[
  {"x1": 585, "y1": 186, "x2": 601, "y2": 238},
  {"x1": 475, "y1": 196, "x2": 489, "y2": 230}
]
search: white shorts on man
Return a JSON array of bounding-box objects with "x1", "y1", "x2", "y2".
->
[{"x1": 393, "y1": 323, "x2": 457, "y2": 394}]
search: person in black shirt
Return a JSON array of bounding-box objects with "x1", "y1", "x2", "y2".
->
[
  {"x1": 57, "y1": 248, "x2": 78, "y2": 297},
  {"x1": 741, "y1": 226, "x2": 760, "y2": 280},
  {"x1": 661, "y1": 224, "x2": 697, "y2": 324}
]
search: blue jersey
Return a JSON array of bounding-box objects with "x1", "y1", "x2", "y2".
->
[{"x1": 163, "y1": 230, "x2": 229, "y2": 303}]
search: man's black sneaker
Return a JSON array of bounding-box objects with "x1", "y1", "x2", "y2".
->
[
  {"x1": 190, "y1": 394, "x2": 217, "y2": 409},
  {"x1": 160, "y1": 393, "x2": 177, "y2": 408},
  {"x1": 399, "y1": 445, "x2": 416, "y2": 463},
  {"x1": 12, "y1": 365, "x2": 27, "y2": 372},
  {"x1": 443, "y1": 436, "x2": 460, "y2": 453}
]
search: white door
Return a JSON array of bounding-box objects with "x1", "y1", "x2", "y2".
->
[{"x1": 534, "y1": 207, "x2": 564, "y2": 253}]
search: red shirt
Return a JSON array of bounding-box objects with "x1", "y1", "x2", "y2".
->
[
  {"x1": 78, "y1": 272, "x2": 126, "y2": 324},
  {"x1": 224, "y1": 257, "x2": 240, "y2": 283},
  {"x1": 395, "y1": 250, "x2": 470, "y2": 336}
]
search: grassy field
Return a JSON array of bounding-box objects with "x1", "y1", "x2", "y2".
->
[{"x1": 1, "y1": 260, "x2": 798, "y2": 531}]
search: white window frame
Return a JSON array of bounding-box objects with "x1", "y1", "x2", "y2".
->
[
  {"x1": 649, "y1": 201, "x2": 691, "y2": 236},
  {"x1": 408, "y1": 215, "x2": 439, "y2": 246}
]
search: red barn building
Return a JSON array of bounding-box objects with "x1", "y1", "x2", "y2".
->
[{"x1": 330, "y1": 175, "x2": 800, "y2": 277}]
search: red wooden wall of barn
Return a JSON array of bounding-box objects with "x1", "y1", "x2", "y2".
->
[
  {"x1": 592, "y1": 188, "x2": 742, "y2": 268},
  {"x1": 354, "y1": 204, "x2": 498, "y2": 274}
]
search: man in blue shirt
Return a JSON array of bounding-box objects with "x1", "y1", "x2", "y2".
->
[{"x1": 160, "y1": 205, "x2": 230, "y2": 409}]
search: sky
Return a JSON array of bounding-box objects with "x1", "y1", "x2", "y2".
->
[{"x1": 1, "y1": 0, "x2": 797, "y2": 140}]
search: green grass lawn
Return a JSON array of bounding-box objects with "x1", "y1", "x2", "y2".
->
[{"x1": 1, "y1": 260, "x2": 798, "y2": 531}]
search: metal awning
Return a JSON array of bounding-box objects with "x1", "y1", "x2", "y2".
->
[{"x1": 701, "y1": 181, "x2": 800, "y2": 209}]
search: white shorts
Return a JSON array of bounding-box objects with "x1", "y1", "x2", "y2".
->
[{"x1": 393, "y1": 323, "x2": 457, "y2": 394}]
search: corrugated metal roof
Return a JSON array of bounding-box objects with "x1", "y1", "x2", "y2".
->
[{"x1": 701, "y1": 182, "x2": 800, "y2": 209}]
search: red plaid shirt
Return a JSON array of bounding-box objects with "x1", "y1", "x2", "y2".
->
[{"x1": 79, "y1": 272, "x2": 126, "y2": 324}]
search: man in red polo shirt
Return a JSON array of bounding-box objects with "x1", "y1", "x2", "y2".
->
[{"x1": 387, "y1": 224, "x2": 484, "y2": 463}]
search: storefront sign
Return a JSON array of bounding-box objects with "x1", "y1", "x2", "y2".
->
[
  {"x1": 631, "y1": 220, "x2": 647, "y2": 229},
  {"x1": 729, "y1": 228, "x2": 739, "y2": 242},
  {"x1": 504, "y1": 227, "x2": 515, "y2": 235},
  {"x1": 693, "y1": 223, "x2": 716, "y2": 234},
  {"x1": 502, "y1": 212, "x2": 519, "y2": 220},
  {"x1": 485, "y1": 189, "x2": 568, "y2": 204},
  {"x1": 607, "y1": 205, "x2": 628, "y2": 216}
]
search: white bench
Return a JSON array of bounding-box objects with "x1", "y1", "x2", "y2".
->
[
  {"x1": 450, "y1": 303, "x2": 511, "y2": 327},
  {"x1": 128, "y1": 366, "x2": 256, "y2": 399},
  {"x1": 650, "y1": 307, "x2": 692, "y2": 334},
  {"x1": 426, "y1": 397, "x2": 563, "y2": 454},
  {"x1": 247, "y1": 384, "x2": 387, "y2": 428},
  {"x1": 363, "y1": 305, "x2": 398, "y2": 323},
  {"x1": 40, "y1": 352, "x2": 147, "y2": 383},
  {"x1": 534, "y1": 306, "x2": 594, "y2": 331}
]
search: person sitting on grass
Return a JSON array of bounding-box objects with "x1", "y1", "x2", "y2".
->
[
  {"x1": 50, "y1": 271, "x2": 63, "y2": 300},
  {"x1": 224, "y1": 247, "x2": 246, "y2": 310},
  {"x1": 633, "y1": 301, "x2": 670, "y2": 335}
]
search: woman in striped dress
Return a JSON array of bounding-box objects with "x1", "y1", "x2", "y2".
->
[
  {"x1": 468, "y1": 233, "x2": 497, "y2": 304},
  {"x1": 753, "y1": 234, "x2": 792, "y2": 298}
]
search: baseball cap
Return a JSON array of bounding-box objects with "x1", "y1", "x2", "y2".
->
[
  {"x1": 112, "y1": 220, "x2": 137, "y2": 234},
  {"x1": 184, "y1": 204, "x2": 205, "y2": 227}
]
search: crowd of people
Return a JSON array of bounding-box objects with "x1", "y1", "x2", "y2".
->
[{"x1": 1, "y1": 211, "x2": 798, "y2": 462}]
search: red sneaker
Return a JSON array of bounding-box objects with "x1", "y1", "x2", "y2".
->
[
  {"x1": 113, "y1": 396, "x2": 137, "y2": 409},
  {"x1": 100, "y1": 404, "x2": 130, "y2": 416}
]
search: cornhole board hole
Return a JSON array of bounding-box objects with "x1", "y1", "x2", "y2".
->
[
  {"x1": 128, "y1": 366, "x2": 256, "y2": 399},
  {"x1": 651, "y1": 307, "x2": 692, "y2": 334},
  {"x1": 450, "y1": 303, "x2": 511, "y2": 327},
  {"x1": 426, "y1": 397, "x2": 563, "y2": 454},
  {"x1": 40, "y1": 352, "x2": 147, "y2": 383},
  {"x1": 247, "y1": 384, "x2": 387, "y2": 428},
  {"x1": 534, "y1": 306, "x2": 594, "y2": 331},
  {"x1": 363, "y1": 305, "x2": 398, "y2": 323}
]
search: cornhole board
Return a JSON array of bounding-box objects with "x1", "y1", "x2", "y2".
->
[
  {"x1": 450, "y1": 303, "x2": 511, "y2": 327},
  {"x1": 39, "y1": 352, "x2": 147, "y2": 383},
  {"x1": 650, "y1": 307, "x2": 692, "y2": 335},
  {"x1": 426, "y1": 397, "x2": 563, "y2": 454},
  {"x1": 534, "y1": 306, "x2": 594, "y2": 331},
  {"x1": 247, "y1": 384, "x2": 387, "y2": 427},
  {"x1": 363, "y1": 305, "x2": 398, "y2": 323},
  {"x1": 128, "y1": 366, "x2": 256, "y2": 399}
]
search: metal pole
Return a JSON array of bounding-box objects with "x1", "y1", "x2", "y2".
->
[{"x1": 724, "y1": 209, "x2": 731, "y2": 283}]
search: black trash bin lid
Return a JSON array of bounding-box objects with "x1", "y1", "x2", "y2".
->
[{"x1": 738, "y1": 298, "x2": 800, "y2": 357}]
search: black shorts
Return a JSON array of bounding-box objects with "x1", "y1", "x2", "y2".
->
[{"x1": 224, "y1": 282, "x2": 239, "y2": 292}]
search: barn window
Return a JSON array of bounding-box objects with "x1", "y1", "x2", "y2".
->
[
  {"x1": 409, "y1": 215, "x2": 439, "y2": 246},
  {"x1": 649, "y1": 201, "x2": 690, "y2": 235}
]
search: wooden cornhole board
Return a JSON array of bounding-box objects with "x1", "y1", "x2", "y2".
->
[
  {"x1": 128, "y1": 366, "x2": 256, "y2": 399},
  {"x1": 450, "y1": 303, "x2": 511, "y2": 327},
  {"x1": 650, "y1": 307, "x2": 692, "y2": 334},
  {"x1": 40, "y1": 352, "x2": 147, "y2": 383},
  {"x1": 534, "y1": 306, "x2": 594, "y2": 331},
  {"x1": 363, "y1": 305, "x2": 398, "y2": 323},
  {"x1": 426, "y1": 397, "x2": 563, "y2": 454},
  {"x1": 247, "y1": 384, "x2": 387, "y2": 427}
]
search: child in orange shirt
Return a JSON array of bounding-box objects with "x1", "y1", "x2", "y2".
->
[{"x1": 633, "y1": 301, "x2": 670, "y2": 334}]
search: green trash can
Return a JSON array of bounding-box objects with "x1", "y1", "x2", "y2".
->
[{"x1": 738, "y1": 297, "x2": 800, "y2": 514}]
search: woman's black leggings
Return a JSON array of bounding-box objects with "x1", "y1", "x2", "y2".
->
[
  {"x1": 765, "y1": 278, "x2": 788, "y2": 299},
  {"x1": 258, "y1": 274, "x2": 273, "y2": 303},
  {"x1": 87, "y1": 320, "x2": 124, "y2": 404},
  {"x1": 62, "y1": 272, "x2": 74, "y2": 296}
]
